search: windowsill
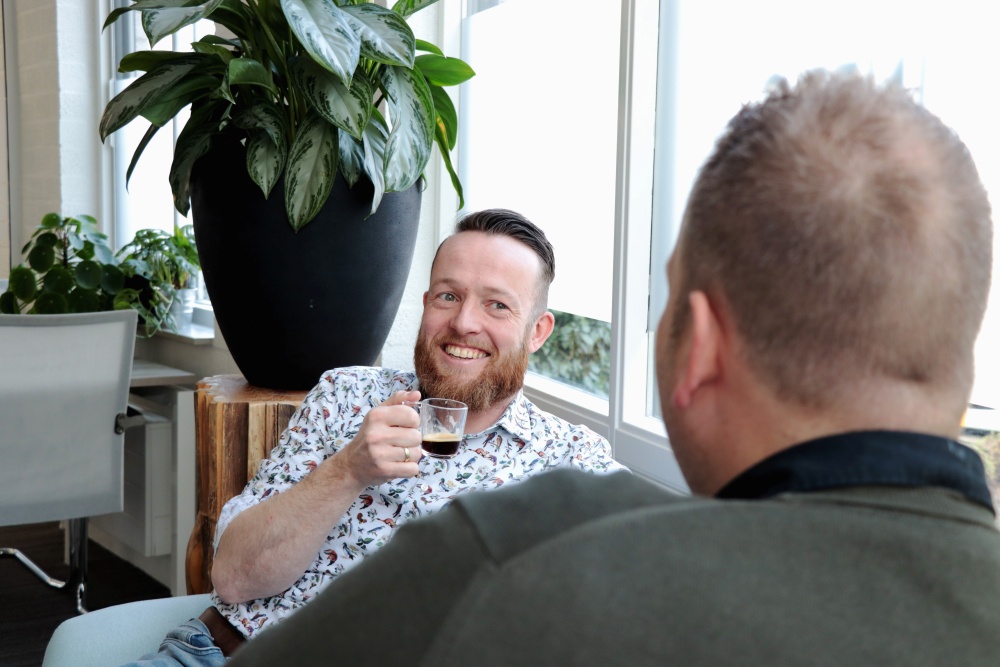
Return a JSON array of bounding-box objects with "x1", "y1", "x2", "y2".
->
[{"x1": 150, "y1": 303, "x2": 215, "y2": 345}]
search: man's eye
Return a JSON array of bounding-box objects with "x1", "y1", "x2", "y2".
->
[
  {"x1": 440, "y1": 293, "x2": 457, "y2": 302},
  {"x1": 491, "y1": 302, "x2": 508, "y2": 310}
]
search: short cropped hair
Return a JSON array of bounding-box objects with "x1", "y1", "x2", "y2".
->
[
  {"x1": 438, "y1": 208, "x2": 555, "y2": 316},
  {"x1": 674, "y1": 69, "x2": 993, "y2": 407}
]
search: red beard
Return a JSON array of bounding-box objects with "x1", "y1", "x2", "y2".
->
[{"x1": 414, "y1": 330, "x2": 529, "y2": 414}]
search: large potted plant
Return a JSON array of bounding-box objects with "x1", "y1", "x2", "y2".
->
[{"x1": 99, "y1": 0, "x2": 474, "y2": 389}]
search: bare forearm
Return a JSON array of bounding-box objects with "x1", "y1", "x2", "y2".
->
[{"x1": 212, "y1": 457, "x2": 365, "y2": 603}]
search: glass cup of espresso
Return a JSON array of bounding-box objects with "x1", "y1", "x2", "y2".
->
[{"x1": 405, "y1": 398, "x2": 468, "y2": 459}]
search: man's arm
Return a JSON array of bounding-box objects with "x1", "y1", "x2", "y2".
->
[{"x1": 211, "y1": 389, "x2": 423, "y2": 603}]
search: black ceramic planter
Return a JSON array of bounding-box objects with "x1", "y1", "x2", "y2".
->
[{"x1": 189, "y1": 139, "x2": 422, "y2": 391}]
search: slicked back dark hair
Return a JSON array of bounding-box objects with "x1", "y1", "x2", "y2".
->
[{"x1": 436, "y1": 208, "x2": 555, "y2": 316}]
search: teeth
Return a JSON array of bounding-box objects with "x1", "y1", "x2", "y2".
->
[{"x1": 444, "y1": 345, "x2": 487, "y2": 359}]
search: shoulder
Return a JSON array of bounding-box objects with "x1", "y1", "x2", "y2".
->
[
  {"x1": 453, "y1": 469, "x2": 676, "y2": 562},
  {"x1": 312, "y1": 366, "x2": 418, "y2": 400},
  {"x1": 519, "y1": 396, "x2": 608, "y2": 444}
]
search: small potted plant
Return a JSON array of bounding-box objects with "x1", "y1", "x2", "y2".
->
[
  {"x1": 0, "y1": 213, "x2": 126, "y2": 315},
  {"x1": 116, "y1": 225, "x2": 202, "y2": 336},
  {"x1": 0, "y1": 213, "x2": 201, "y2": 338}
]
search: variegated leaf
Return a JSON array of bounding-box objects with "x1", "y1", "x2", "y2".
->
[
  {"x1": 140, "y1": 73, "x2": 218, "y2": 126},
  {"x1": 192, "y1": 41, "x2": 235, "y2": 64},
  {"x1": 391, "y1": 0, "x2": 441, "y2": 19},
  {"x1": 284, "y1": 111, "x2": 339, "y2": 231},
  {"x1": 139, "y1": 0, "x2": 225, "y2": 48},
  {"x1": 361, "y1": 113, "x2": 390, "y2": 216},
  {"x1": 381, "y1": 65, "x2": 434, "y2": 193},
  {"x1": 234, "y1": 101, "x2": 287, "y2": 147},
  {"x1": 247, "y1": 129, "x2": 287, "y2": 200},
  {"x1": 280, "y1": 0, "x2": 359, "y2": 87},
  {"x1": 338, "y1": 131, "x2": 365, "y2": 189},
  {"x1": 341, "y1": 4, "x2": 414, "y2": 68},
  {"x1": 291, "y1": 57, "x2": 373, "y2": 139},
  {"x1": 169, "y1": 101, "x2": 226, "y2": 217},
  {"x1": 100, "y1": 56, "x2": 202, "y2": 140}
]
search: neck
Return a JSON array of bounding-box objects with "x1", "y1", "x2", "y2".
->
[{"x1": 465, "y1": 393, "x2": 518, "y2": 434}]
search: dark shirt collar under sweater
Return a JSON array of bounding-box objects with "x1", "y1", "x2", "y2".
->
[{"x1": 716, "y1": 430, "x2": 994, "y2": 513}]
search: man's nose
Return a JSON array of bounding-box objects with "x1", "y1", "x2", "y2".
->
[{"x1": 450, "y1": 301, "x2": 482, "y2": 335}]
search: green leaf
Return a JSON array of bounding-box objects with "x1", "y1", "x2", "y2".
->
[
  {"x1": 246, "y1": 129, "x2": 287, "y2": 199},
  {"x1": 75, "y1": 261, "x2": 103, "y2": 290},
  {"x1": 281, "y1": 0, "x2": 360, "y2": 87},
  {"x1": 27, "y1": 244, "x2": 55, "y2": 272},
  {"x1": 381, "y1": 65, "x2": 434, "y2": 193},
  {"x1": 168, "y1": 101, "x2": 226, "y2": 216},
  {"x1": 118, "y1": 49, "x2": 193, "y2": 74},
  {"x1": 139, "y1": 0, "x2": 226, "y2": 48},
  {"x1": 414, "y1": 39, "x2": 442, "y2": 56},
  {"x1": 0, "y1": 291, "x2": 19, "y2": 314},
  {"x1": 100, "y1": 56, "x2": 202, "y2": 140},
  {"x1": 434, "y1": 120, "x2": 463, "y2": 209},
  {"x1": 102, "y1": 265, "x2": 127, "y2": 295},
  {"x1": 415, "y1": 54, "x2": 475, "y2": 86},
  {"x1": 43, "y1": 267, "x2": 74, "y2": 295},
  {"x1": 284, "y1": 110, "x2": 339, "y2": 231},
  {"x1": 234, "y1": 100, "x2": 287, "y2": 147},
  {"x1": 126, "y1": 124, "x2": 163, "y2": 188},
  {"x1": 390, "y1": 0, "x2": 441, "y2": 19},
  {"x1": 430, "y1": 85, "x2": 457, "y2": 150},
  {"x1": 291, "y1": 57, "x2": 373, "y2": 139},
  {"x1": 8, "y1": 266, "x2": 38, "y2": 302},
  {"x1": 68, "y1": 287, "x2": 101, "y2": 313},
  {"x1": 34, "y1": 292, "x2": 68, "y2": 314},
  {"x1": 227, "y1": 58, "x2": 278, "y2": 96},
  {"x1": 341, "y1": 4, "x2": 415, "y2": 68}
]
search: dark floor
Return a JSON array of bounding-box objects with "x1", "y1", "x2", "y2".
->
[{"x1": 0, "y1": 522, "x2": 171, "y2": 667}]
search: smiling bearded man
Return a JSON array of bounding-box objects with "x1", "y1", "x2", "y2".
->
[{"x1": 117, "y1": 208, "x2": 627, "y2": 667}]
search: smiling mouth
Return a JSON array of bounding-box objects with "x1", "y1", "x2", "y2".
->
[{"x1": 443, "y1": 344, "x2": 489, "y2": 360}]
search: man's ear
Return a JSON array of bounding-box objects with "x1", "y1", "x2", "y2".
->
[
  {"x1": 672, "y1": 290, "x2": 724, "y2": 410},
  {"x1": 422, "y1": 291, "x2": 429, "y2": 307},
  {"x1": 527, "y1": 311, "x2": 556, "y2": 353}
]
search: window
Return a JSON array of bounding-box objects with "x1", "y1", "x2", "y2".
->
[
  {"x1": 107, "y1": 1, "x2": 213, "y2": 256},
  {"x1": 456, "y1": 0, "x2": 1000, "y2": 491}
]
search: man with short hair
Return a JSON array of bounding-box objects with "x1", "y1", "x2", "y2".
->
[
  {"x1": 227, "y1": 69, "x2": 1000, "y2": 667},
  {"x1": 121, "y1": 208, "x2": 624, "y2": 666}
]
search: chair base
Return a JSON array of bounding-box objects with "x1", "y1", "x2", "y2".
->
[{"x1": 0, "y1": 518, "x2": 89, "y2": 614}]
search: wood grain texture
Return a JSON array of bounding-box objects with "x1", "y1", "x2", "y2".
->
[{"x1": 186, "y1": 375, "x2": 308, "y2": 594}]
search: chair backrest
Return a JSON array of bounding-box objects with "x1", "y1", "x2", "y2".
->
[{"x1": 0, "y1": 310, "x2": 138, "y2": 525}]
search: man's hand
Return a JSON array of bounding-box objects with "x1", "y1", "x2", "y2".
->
[
  {"x1": 213, "y1": 389, "x2": 424, "y2": 603},
  {"x1": 335, "y1": 390, "x2": 424, "y2": 487}
]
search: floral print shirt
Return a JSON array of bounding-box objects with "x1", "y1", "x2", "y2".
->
[{"x1": 212, "y1": 366, "x2": 626, "y2": 638}]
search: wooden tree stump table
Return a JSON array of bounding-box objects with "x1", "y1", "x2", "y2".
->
[{"x1": 185, "y1": 375, "x2": 308, "y2": 594}]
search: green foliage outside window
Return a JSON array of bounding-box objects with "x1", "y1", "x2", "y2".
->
[{"x1": 529, "y1": 309, "x2": 611, "y2": 399}]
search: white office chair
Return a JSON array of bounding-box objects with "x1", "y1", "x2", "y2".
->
[{"x1": 0, "y1": 309, "x2": 138, "y2": 614}]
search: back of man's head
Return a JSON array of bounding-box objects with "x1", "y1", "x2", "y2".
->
[{"x1": 675, "y1": 69, "x2": 993, "y2": 410}]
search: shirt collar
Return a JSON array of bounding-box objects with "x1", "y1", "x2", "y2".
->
[
  {"x1": 466, "y1": 390, "x2": 534, "y2": 443},
  {"x1": 716, "y1": 430, "x2": 994, "y2": 513}
]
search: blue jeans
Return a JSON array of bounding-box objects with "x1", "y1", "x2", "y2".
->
[{"x1": 118, "y1": 618, "x2": 227, "y2": 667}]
